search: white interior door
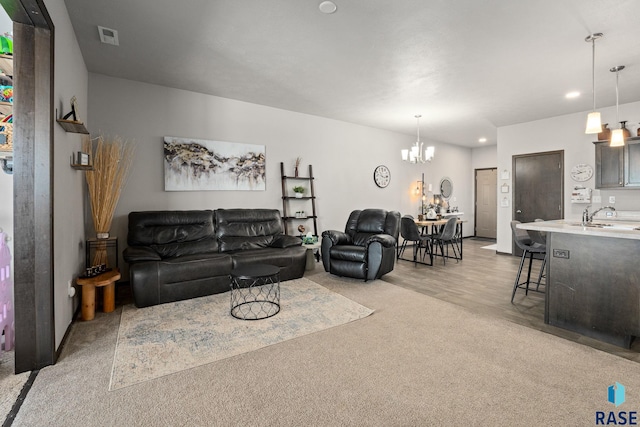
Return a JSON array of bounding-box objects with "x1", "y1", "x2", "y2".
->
[{"x1": 475, "y1": 168, "x2": 497, "y2": 239}]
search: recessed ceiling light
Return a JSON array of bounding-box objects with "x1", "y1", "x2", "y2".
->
[
  {"x1": 319, "y1": 1, "x2": 337, "y2": 14},
  {"x1": 478, "y1": 138, "x2": 487, "y2": 143},
  {"x1": 565, "y1": 91, "x2": 580, "y2": 99}
]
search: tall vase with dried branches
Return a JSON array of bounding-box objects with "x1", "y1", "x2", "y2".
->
[{"x1": 82, "y1": 135, "x2": 134, "y2": 266}]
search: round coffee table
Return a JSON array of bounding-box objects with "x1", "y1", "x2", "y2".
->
[{"x1": 229, "y1": 264, "x2": 281, "y2": 320}]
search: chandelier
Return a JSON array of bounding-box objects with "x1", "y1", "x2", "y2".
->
[{"x1": 401, "y1": 115, "x2": 434, "y2": 163}]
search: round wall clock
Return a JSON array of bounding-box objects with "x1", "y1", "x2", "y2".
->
[
  {"x1": 373, "y1": 165, "x2": 390, "y2": 188},
  {"x1": 570, "y1": 164, "x2": 593, "y2": 182}
]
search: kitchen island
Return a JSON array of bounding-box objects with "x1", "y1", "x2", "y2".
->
[{"x1": 519, "y1": 219, "x2": 640, "y2": 348}]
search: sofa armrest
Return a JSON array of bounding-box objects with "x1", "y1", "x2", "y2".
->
[
  {"x1": 270, "y1": 234, "x2": 303, "y2": 248},
  {"x1": 123, "y1": 246, "x2": 162, "y2": 263},
  {"x1": 321, "y1": 230, "x2": 352, "y2": 246},
  {"x1": 365, "y1": 234, "x2": 397, "y2": 248}
]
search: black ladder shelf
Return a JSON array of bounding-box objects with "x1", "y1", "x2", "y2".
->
[{"x1": 280, "y1": 162, "x2": 318, "y2": 237}]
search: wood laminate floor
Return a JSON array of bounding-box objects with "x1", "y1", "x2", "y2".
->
[{"x1": 309, "y1": 237, "x2": 640, "y2": 363}]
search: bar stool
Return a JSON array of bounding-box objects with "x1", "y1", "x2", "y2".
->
[{"x1": 510, "y1": 220, "x2": 546, "y2": 303}]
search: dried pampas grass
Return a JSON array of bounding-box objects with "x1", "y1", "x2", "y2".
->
[{"x1": 82, "y1": 134, "x2": 134, "y2": 237}]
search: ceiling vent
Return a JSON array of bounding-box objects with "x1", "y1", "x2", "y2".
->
[{"x1": 98, "y1": 26, "x2": 119, "y2": 46}]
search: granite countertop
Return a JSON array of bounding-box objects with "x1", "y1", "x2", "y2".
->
[{"x1": 518, "y1": 219, "x2": 640, "y2": 240}]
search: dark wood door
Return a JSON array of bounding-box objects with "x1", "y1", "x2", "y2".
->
[{"x1": 513, "y1": 151, "x2": 563, "y2": 255}]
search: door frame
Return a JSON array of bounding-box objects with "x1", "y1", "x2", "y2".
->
[
  {"x1": 474, "y1": 167, "x2": 497, "y2": 238},
  {"x1": 0, "y1": 0, "x2": 56, "y2": 372}
]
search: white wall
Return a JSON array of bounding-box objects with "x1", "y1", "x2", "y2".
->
[
  {"x1": 496, "y1": 101, "x2": 640, "y2": 253},
  {"x1": 87, "y1": 73, "x2": 475, "y2": 276},
  {"x1": 46, "y1": 0, "x2": 89, "y2": 349},
  {"x1": 472, "y1": 145, "x2": 497, "y2": 171}
]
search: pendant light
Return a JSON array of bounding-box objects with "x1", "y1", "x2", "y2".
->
[
  {"x1": 585, "y1": 33, "x2": 604, "y2": 134},
  {"x1": 401, "y1": 115, "x2": 435, "y2": 163},
  {"x1": 610, "y1": 65, "x2": 625, "y2": 147}
]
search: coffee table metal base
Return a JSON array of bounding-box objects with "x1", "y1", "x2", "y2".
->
[{"x1": 230, "y1": 264, "x2": 281, "y2": 320}]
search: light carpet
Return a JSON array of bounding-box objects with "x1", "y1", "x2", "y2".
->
[
  {"x1": 109, "y1": 277, "x2": 373, "y2": 390},
  {"x1": 11, "y1": 273, "x2": 640, "y2": 426},
  {"x1": 0, "y1": 350, "x2": 29, "y2": 423}
]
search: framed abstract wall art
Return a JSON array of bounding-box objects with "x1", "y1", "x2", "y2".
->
[{"x1": 163, "y1": 136, "x2": 266, "y2": 191}]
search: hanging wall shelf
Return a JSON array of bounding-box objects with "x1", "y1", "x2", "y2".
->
[{"x1": 56, "y1": 118, "x2": 89, "y2": 134}]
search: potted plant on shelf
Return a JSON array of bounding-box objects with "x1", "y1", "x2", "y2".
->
[{"x1": 293, "y1": 186, "x2": 305, "y2": 198}]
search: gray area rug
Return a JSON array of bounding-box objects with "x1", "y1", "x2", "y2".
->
[{"x1": 109, "y1": 277, "x2": 373, "y2": 390}]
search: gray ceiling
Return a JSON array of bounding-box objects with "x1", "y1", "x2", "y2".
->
[{"x1": 63, "y1": 0, "x2": 640, "y2": 147}]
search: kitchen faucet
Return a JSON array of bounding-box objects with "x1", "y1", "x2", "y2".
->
[
  {"x1": 583, "y1": 206, "x2": 616, "y2": 225},
  {"x1": 581, "y1": 206, "x2": 590, "y2": 225}
]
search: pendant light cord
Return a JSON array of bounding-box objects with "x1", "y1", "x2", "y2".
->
[
  {"x1": 592, "y1": 39, "x2": 596, "y2": 111},
  {"x1": 615, "y1": 69, "x2": 619, "y2": 123},
  {"x1": 610, "y1": 65, "x2": 625, "y2": 123}
]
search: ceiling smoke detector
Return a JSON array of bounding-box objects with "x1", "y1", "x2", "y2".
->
[{"x1": 98, "y1": 26, "x2": 119, "y2": 46}]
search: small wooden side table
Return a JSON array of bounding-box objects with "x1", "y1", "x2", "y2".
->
[{"x1": 76, "y1": 268, "x2": 121, "y2": 321}]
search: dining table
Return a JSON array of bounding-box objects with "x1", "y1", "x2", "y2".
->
[{"x1": 412, "y1": 218, "x2": 466, "y2": 265}]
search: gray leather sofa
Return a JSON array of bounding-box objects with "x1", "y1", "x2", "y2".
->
[{"x1": 123, "y1": 209, "x2": 306, "y2": 308}]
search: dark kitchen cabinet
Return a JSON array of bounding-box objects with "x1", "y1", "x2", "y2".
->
[
  {"x1": 594, "y1": 136, "x2": 640, "y2": 189},
  {"x1": 624, "y1": 138, "x2": 640, "y2": 187},
  {"x1": 594, "y1": 140, "x2": 624, "y2": 188}
]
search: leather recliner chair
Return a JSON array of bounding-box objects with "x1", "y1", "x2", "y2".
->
[{"x1": 321, "y1": 209, "x2": 401, "y2": 281}]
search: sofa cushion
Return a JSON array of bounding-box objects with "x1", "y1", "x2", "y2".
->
[
  {"x1": 330, "y1": 245, "x2": 367, "y2": 262},
  {"x1": 346, "y1": 209, "x2": 392, "y2": 246},
  {"x1": 230, "y1": 246, "x2": 306, "y2": 269},
  {"x1": 127, "y1": 210, "x2": 218, "y2": 258},
  {"x1": 352, "y1": 232, "x2": 378, "y2": 247},
  {"x1": 356, "y1": 209, "x2": 387, "y2": 233},
  {"x1": 151, "y1": 239, "x2": 219, "y2": 259},
  {"x1": 128, "y1": 210, "x2": 217, "y2": 243},
  {"x1": 156, "y1": 253, "x2": 233, "y2": 284},
  {"x1": 270, "y1": 234, "x2": 303, "y2": 248},
  {"x1": 123, "y1": 246, "x2": 162, "y2": 262},
  {"x1": 215, "y1": 209, "x2": 284, "y2": 252}
]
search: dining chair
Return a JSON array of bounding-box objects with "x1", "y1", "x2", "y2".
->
[
  {"x1": 398, "y1": 215, "x2": 432, "y2": 264},
  {"x1": 432, "y1": 217, "x2": 459, "y2": 264}
]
